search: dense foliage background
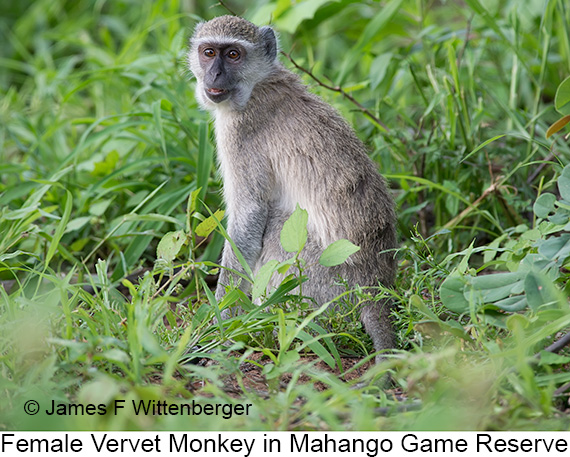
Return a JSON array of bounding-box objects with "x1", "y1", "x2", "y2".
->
[{"x1": 2, "y1": 0, "x2": 570, "y2": 430}]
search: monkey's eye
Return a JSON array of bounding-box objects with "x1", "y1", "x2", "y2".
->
[
  {"x1": 204, "y1": 48, "x2": 216, "y2": 58},
  {"x1": 227, "y1": 49, "x2": 240, "y2": 60}
]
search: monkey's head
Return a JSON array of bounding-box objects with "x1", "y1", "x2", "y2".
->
[{"x1": 188, "y1": 16, "x2": 278, "y2": 111}]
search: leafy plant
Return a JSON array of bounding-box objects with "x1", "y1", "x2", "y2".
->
[{"x1": 440, "y1": 164, "x2": 570, "y2": 320}]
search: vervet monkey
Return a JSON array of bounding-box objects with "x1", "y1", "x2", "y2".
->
[{"x1": 188, "y1": 16, "x2": 397, "y2": 358}]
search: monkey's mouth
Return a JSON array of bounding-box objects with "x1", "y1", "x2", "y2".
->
[{"x1": 205, "y1": 87, "x2": 231, "y2": 103}]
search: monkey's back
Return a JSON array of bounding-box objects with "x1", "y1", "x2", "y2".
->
[{"x1": 236, "y1": 65, "x2": 397, "y2": 297}]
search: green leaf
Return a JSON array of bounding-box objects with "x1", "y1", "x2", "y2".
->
[
  {"x1": 92, "y1": 150, "x2": 119, "y2": 176},
  {"x1": 559, "y1": 164, "x2": 570, "y2": 202},
  {"x1": 370, "y1": 52, "x2": 392, "y2": 90},
  {"x1": 469, "y1": 272, "x2": 523, "y2": 302},
  {"x1": 337, "y1": 0, "x2": 403, "y2": 85},
  {"x1": 252, "y1": 259, "x2": 280, "y2": 300},
  {"x1": 196, "y1": 121, "x2": 213, "y2": 208},
  {"x1": 409, "y1": 294, "x2": 440, "y2": 321},
  {"x1": 156, "y1": 229, "x2": 186, "y2": 262},
  {"x1": 524, "y1": 270, "x2": 562, "y2": 311},
  {"x1": 123, "y1": 213, "x2": 183, "y2": 225},
  {"x1": 64, "y1": 216, "x2": 91, "y2": 234},
  {"x1": 195, "y1": 209, "x2": 225, "y2": 238},
  {"x1": 443, "y1": 180, "x2": 460, "y2": 215},
  {"x1": 409, "y1": 294, "x2": 470, "y2": 339},
  {"x1": 319, "y1": 239, "x2": 361, "y2": 267},
  {"x1": 95, "y1": 349, "x2": 130, "y2": 364},
  {"x1": 264, "y1": 276, "x2": 304, "y2": 307},
  {"x1": 460, "y1": 134, "x2": 505, "y2": 163},
  {"x1": 538, "y1": 233, "x2": 570, "y2": 263},
  {"x1": 493, "y1": 295, "x2": 527, "y2": 312},
  {"x1": 538, "y1": 351, "x2": 570, "y2": 367},
  {"x1": 440, "y1": 273, "x2": 470, "y2": 313},
  {"x1": 46, "y1": 189, "x2": 73, "y2": 266},
  {"x1": 533, "y1": 193, "x2": 556, "y2": 218},
  {"x1": 554, "y1": 75, "x2": 570, "y2": 115},
  {"x1": 189, "y1": 188, "x2": 201, "y2": 215},
  {"x1": 89, "y1": 199, "x2": 112, "y2": 217},
  {"x1": 296, "y1": 329, "x2": 335, "y2": 369},
  {"x1": 280, "y1": 204, "x2": 308, "y2": 253},
  {"x1": 276, "y1": 0, "x2": 341, "y2": 34}
]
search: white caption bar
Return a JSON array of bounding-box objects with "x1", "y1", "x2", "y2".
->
[{"x1": 1, "y1": 432, "x2": 568, "y2": 456}]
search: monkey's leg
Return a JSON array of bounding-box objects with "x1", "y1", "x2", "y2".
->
[{"x1": 360, "y1": 299, "x2": 395, "y2": 363}]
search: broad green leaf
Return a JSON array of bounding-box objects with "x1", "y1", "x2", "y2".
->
[
  {"x1": 280, "y1": 204, "x2": 308, "y2": 253},
  {"x1": 506, "y1": 313, "x2": 531, "y2": 331},
  {"x1": 538, "y1": 233, "x2": 570, "y2": 263},
  {"x1": 538, "y1": 351, "x2": 570, "y2": 367},
  {"x1": 252, "y1": 259, "x2": 280, "y2": 300},
  {"x1": 440, "y1": 274, "x2": 470, "y2": 313},
  {"x1": 533, "y1": 193, "x2": 556, "y2": 218},
  {"x1": 89, "y1": 199, "x2": 112, "y2": 217},
  {"x1": 92, "y1": 150, "x2": 119, "y2": 176},
  {"x1": 524, "y1": 270, "x2": 562, "y2": 311},
  {"x1": 409, "y1": 294, "x2": 470, "y2": 339},
  {"x1": 493, "y1": 295, "x2": 527, "y2": 312},
  {"x1": 554, "y1": 75, "x2": 570, "y2": 115},
  {"x1": 483, "y1": 233, "x2": 508, "y2": 264},
  {"x1": 64, "y1": 216, "x2": 91, "y2": 234},
  {"x1": 469, "y1": 272, "x2": 523, "y2": 302},
  {"x1": 319, "y1": 239, "x2": 360, "y2": 267},
  {"x1": 195, "y1": 209, "x2": 225, "y2": 237},
  {"x1": 549, "y1": 211, "x2": 570, "y2": 225},
  {"x1": 157, "y1": 229, "x2": 186, "y2": 262},
  {"x1": 559, "y1": 164, "x2": 570, "y2": 202},
  {"x1": 277, "y1": 347, "x2": 301, "y2": 367}
]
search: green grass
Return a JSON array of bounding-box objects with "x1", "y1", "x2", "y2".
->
[{"x1": 2, "y1": 0, "x2": 570, "y2": 431}]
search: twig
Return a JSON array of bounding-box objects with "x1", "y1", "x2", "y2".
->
[
  {"x1": 543, "y1": 332, "x2": 570, "y2": 354},
  {"x1": 443, "y1": 177, "x2": 501, "y2": 229},
  {"x1": 554, "y1": 381, "x2": 570, "y2": 397},
  {"x1": 282, "y1": 52, "x2": 390, "y2": 132},
  {"x1": 456, "y1": 14, "x2": 474, "y2": 69},
  {"x1": 527, "y1": 151, "x2": 557, "y2": 184},
  {"x1": 216, "y1": 1, "x2": 238, "y2": 16}
]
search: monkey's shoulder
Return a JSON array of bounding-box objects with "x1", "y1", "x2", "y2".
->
[{"x1": 251, "y1": 68, "x2": 361, "y2": 139}]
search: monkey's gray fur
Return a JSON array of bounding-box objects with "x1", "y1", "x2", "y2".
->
[{"x1": 188, "y1": 16, "x2": 397, "y2": 359}]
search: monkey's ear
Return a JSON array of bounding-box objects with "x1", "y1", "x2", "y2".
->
[{"x1": 259, "y1": 26, "x2": 277, "y2": 61}]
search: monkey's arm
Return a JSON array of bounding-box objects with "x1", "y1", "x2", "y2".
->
[{"x1": 215, "y1": 198, "x2": 269, "y2": 301}]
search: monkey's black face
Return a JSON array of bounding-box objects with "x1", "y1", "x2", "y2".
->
[{"x1": 198, "y1": 44, "x2": 245, "y2": 104}]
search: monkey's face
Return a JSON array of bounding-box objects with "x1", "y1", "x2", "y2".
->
[
  {"x1": 197, "y1": 43, "x2": 245, "y2": 104},
  {"x1": 188, "y1": 18, "x2": 278, "y2": 111}
]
